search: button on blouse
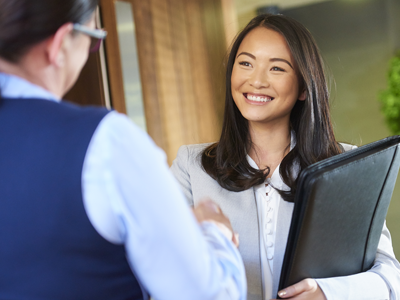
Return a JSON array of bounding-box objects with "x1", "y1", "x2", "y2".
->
[{"x1": 247, "y1": 132, "x2": 296, "y2": 300}]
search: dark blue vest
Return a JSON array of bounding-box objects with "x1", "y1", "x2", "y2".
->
[{"x1": 0, "y1": 98, "x2": 144, "y2": 300}]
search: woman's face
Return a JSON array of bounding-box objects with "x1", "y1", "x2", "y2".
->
[{"x1": 231, "y1": 26, "x2": 305, "y2": 129}]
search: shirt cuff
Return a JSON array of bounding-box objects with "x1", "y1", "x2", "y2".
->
[
  {"x1": 199, "y1": 221, "x2": 247, "y2": 300},
  {"x1": 315, "y1": 271, "x2": 389, "y2": 300}
]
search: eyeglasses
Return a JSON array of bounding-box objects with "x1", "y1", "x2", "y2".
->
[{"x1": 73, "y1": 23, "x2": 107, "y2": 53}]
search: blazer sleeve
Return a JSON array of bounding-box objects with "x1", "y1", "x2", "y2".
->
[
  {"x1": 373, "y1": 222, "x2": 400, "y2": 299},
  {"x1": 170, "y1": 145, "x2": 194, "y2": 206},
  {"x1": 315, "y1": 223, "x2": 400, "y2": 300}
]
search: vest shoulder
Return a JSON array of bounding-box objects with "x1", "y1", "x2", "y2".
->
[
  {"x1": 58, "y1": 100, "x2": 110, "y2": 117},
  {"x1": 1, "y1": 97, "x2": 110, "y2": 118}
]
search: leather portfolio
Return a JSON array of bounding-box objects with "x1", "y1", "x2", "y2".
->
[{"x1": 278, "y1": 136, "x2": 400, "y2": 296}]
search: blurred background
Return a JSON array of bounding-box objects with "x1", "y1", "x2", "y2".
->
[{"x1": 66, "y1": 0, "x2": 400, "y2": 256}]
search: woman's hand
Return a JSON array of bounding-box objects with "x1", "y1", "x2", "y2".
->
[
  {"x1": 273, "y1": 278, "x2": 327, "y2": 300},
  {"x1": 192, "y1": 199, "x2": 239, "y2": 247}
]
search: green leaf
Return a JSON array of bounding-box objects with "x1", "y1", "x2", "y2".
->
[{"x1": 379, "y1": 53, "x2": 400, "y2": 135}]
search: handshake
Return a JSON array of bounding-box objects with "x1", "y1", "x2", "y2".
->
[{"x1": 192, "y1": 199, "x2": 239, "y2": 247}]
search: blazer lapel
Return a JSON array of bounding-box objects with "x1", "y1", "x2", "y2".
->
[
  {"x1": 220, "y1": 186, "x2": 263, "y2": 300},
  {"x1": 272, "y1": 200, "x2": 294, "y2": 297}
]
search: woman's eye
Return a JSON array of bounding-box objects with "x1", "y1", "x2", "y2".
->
[
  {"x1": 271, "y1": 66, "x2": 284, "y2": 72},
  {"x1": 239, "y1": 61, "x2": 252, "y2": 67}
]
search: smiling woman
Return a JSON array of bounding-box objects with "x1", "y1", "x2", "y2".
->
[{"x1": 171, "y1": 13, "x2": 400, "y2": 300}]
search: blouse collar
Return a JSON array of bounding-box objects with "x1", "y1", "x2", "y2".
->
[
  {"x1": 247, "y1": 131, "x2": 298, "y2": 191},
  {"x1": 0, "y1": 72, "x2": 60, "y2": 102}
]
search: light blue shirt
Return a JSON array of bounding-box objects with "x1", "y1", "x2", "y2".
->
[{"x1": 0, "y1": 73, "x2": 247, "y2": 300}]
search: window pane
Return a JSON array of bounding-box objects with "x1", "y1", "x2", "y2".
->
[{"x1": 115, "y1": 1, "x2": 146, "y2": 131}]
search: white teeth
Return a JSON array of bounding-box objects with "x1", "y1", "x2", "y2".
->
[{"x1": 247, "y1": 94, "x2": 272, "y2": 102}]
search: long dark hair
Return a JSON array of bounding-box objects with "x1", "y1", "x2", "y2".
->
[
  {"x1": 201, "y1": 13, "x2": 343, "y2": 202},
  {"x1": 0, "y1": 0, "x2": 98, "y2": 63}
]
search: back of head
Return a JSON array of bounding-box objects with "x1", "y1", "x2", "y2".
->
[{"x1": 0, "y1": 0, "x2": 98, "y2": 63}]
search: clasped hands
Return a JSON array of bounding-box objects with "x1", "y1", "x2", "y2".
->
[
  {"x1": 192, "y1": 199, "x2": 239, "y2": 247},
  {"x1": 193, "y1": 199, "x2": 327, "y2": 300}
]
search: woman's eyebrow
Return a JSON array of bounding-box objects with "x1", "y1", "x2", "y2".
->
[
  {"x1": 236, "y1": 52, "x2": 256, "y2": 59},
  {"x1": 270, "y1": 58, "x2": 294, "y2": 69}
]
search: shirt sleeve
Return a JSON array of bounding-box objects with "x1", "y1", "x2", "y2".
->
[
  {"x1": 81, "y1": 111, "x2": 247, "y2": 300},
  {"x1": 315, "y1": 222, "x2": 400, "y2": 300}
]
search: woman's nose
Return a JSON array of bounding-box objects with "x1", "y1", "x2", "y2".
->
[{"x1": 248, "y1": 69, "x2": 269, "y2": 89}]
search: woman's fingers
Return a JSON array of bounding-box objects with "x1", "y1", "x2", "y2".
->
[{"x1": 278, "y1": 278, "x2": 316, "y2": 298}]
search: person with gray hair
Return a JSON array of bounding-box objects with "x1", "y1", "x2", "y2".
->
[{"x1": 0, "y1": 0, "x2": 246, "y2": 299}]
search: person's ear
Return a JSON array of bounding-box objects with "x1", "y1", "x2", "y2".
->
[
  {"x1": 298, "y1": 89, "x2": 307, "y2": 101},
  {"x1": 46, "y1": 23, "x2": 74, "y2": 67}
]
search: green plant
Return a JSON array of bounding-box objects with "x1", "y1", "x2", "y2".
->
[{"x1": 380, "y1": 53, "x2": 400, "y2": 135}]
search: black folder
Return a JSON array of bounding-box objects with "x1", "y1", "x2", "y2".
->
[{"x1": 278, "y1": 136, "x2": 400, "y2": 296}]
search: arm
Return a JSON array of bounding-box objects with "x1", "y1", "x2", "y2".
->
[
  {"x1": 275, "y1": 223, "x2": 400, "y2": 300},
  {"x1": 82, "y1": 112, "x2": 246, "y2": 300},
  {"x1": 315, "y1": 222, "x2": 400, "y2": 300}
]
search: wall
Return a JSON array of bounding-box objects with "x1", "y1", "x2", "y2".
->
[
  {"x1": 100, "y1": 0, "x2": 228, "y2": 164},
  {"x1": 234, "y1": 0, "x2": 331, "y2": 30}
]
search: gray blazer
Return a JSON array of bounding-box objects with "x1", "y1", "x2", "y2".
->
[
  {"x1": 171, "y1": 143, "x2": 293, "y2": 299},
  {"x1": 170, "y1": 143, "x2": 400, "y2": 300}
]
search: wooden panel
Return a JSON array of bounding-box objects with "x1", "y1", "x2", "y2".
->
[
  {"x1": 185, "y1": 0, "x2": 220, "y2": 143},
  {"x1": 150, "y1": 0, "x2": 185, "y2": 159},
  {"x1": 98, "y1": 0, "x2": 229, "y2": 163},
  {"x1": 130, "y1": 0, "x2": 166, "y2": 149},
  {"x1": 221, "y1": 0, "x2": 239, "y2": 48},
  {"x1": 64, "y1": 51, "x2": 105, "y2": 106},
  {"x1": 99, "y1": 0, "x2": 127, "y2": 114},
  {"x1": 147, "y1": 0, "x2": 227, "y2": 162},
  {"x1": 200, "y1": 0, "x2": 227, "y2": 125},
  {"x1": 167, "y1": 0, "x2": 199, "y2": 144}
]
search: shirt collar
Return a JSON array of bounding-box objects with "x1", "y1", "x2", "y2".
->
[
  {"x1": 0, "y1": 72, "x2": 60, "y2": 102},
  {"x1": 247, "y1": 130, "x2": 297, "y2": 191}
]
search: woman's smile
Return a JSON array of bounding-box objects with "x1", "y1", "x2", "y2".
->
[{"x1": 244, "y1": 93, "x2": 274, "y2": 104}]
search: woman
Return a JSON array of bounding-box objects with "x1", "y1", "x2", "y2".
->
[
  {"x1": 0, "y1": 0, "x2": 247, "y2": 299},
  {"x1": 171, "y1": 13, "x2": 400, "y2": 300}
]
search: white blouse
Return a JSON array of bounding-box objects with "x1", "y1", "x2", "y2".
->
[{"x1": 247, "y1": 133, "x2": 296, "y2": 300}]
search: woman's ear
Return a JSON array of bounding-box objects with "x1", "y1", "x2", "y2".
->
[
  {"x1": 46, "y1": 23, "x2": 74, "y2": 67},
  {"x1": 298, "y1": 89, "x2": 307, "y2": 101}
]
